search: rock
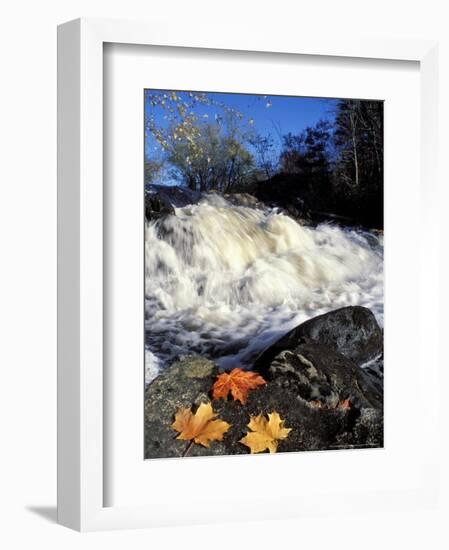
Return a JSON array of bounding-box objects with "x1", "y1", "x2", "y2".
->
[
  {"x1": 145, "y1": 347, "x2": 383, "y2": 459},
  {"x1": 145, "y1": 192, "x2": 175, "y2": 221},
  {"x1": 280, "y1": 197, "x2": 312, "y2": 224},
  {"x1": 202, "y1": 378, "x2": 384, "y2": 455},
  {"x1": 145, "y1": 186, "x2": 268, "y2": 222},
  {"x1": 193, "y1": 382, "x2": 354, "y2": 456},
  {"x1": 146, "y1": 184, "x2": 202, "y2": 207},
  {"x1": 266, "y1": 342, "x2": 382, "y2": 410},
  {"x1": 145, "y1": 185, "x2": 203, "y2": 221},
  {"x1": 254, "y1": 306, "x2": 383, "y2": 371},
  {"x1": 144, "y1": 356, "x2": 218, "y2": 458},
  {"x1": 360, "y1": 354, "x2": 384, "y2": 395},
  {"x1": 354, "y1": 408, "x2": 384, "y2": 446},
  {"x1": 223, "y1": 192, "x2": 266, "y2": 210},
  {"x1": 334, "y1": 408, "x2": 384, "y2": 449}
]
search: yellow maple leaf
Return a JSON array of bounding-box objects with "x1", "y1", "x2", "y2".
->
[
  {"x1": 239, "y1": 412, "x2": 291, "y2": 454},
  {"x1": 171, "y1": 402, "x2": 231, "y2": 448}
]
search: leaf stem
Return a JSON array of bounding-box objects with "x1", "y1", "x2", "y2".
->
[{"x1": 182, "y1": 440, "x2": 194, "y2": 457}]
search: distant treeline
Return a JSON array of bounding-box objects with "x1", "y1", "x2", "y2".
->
[
  {"x1": 145, "y1": 93, "x2": 383, "y2": 228},
  {"x1": 258, "y1": 100, "x2": 384, "y2": 228}
]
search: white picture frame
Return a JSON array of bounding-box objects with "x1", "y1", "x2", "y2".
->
[{"x1": 57, "y1": 17, "x2": 440, "y2": 531}]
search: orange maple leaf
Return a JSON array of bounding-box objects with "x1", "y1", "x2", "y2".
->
[
  {"x1": 212, "y1": 368, "x2": 266, "y2": 404},
  {"x1": 308, "y1": 398, "x2": 352, "y2": 410},
  {"x1": 336, "y1": 398, "x2": 351, "y2": 410}
]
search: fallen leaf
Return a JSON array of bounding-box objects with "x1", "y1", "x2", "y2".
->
[
  {"x1": 239, "y1": 412, "x2": 291, "y2": 454},
  {"x1": 308, "y1": 398, "x2": 352, "y2": 410},
  {"x1": 212, "y1": 368, "x2": 266, "y2": 404},
  {"x1": 336, "y1": 398, "x2": 351, "y2": 410},
  {"x1": 171, "y1": 402, "x2": 231, "y2": 448}
]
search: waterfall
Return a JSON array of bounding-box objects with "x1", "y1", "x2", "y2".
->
[{"x1": 145, "y1": 194, "x2": 383, "y2": 385}]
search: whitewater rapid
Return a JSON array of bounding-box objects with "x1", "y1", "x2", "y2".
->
[{"x1": 145, "y1": 194, "x2": 383, "y2": 385}]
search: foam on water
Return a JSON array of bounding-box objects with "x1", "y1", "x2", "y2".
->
[{"x1": 145, "y1": 195, "x2": 383, "y2": 385}]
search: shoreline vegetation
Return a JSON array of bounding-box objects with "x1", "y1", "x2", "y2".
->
[
  {"x1": 145, "y1": 93, "x2": 383, "y2": 230},
  {"x1": 144, "y1": 91, "x2": 383, "y2": 458}
]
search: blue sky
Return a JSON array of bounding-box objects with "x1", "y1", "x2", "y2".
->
[
  {"x1": 198, "y1": 92, "x2": 336, "y2": 141},
  {"x1": 144, "y1": 90, "x2": 339, "y2": 182}
]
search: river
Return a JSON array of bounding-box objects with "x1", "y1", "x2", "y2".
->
[{"x1": 145, "y1": 194, "x2": 383, "y2": 385}]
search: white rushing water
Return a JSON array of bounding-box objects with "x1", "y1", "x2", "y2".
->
[{"x1": 145, "y1": 194, "x2": 383, "y2": 385}]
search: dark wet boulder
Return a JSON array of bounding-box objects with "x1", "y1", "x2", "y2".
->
[
  {"x1": 191, "y1": 381, "x2": 361, "y2": 456},
  {"x1": 265, "y1": 342, "x2": 382, "y2": 410},
  {"x1": 360, "y1": 354, "x2": 384, "y2": 395},
  {"x1": 144, "y1": 348, "x2": 383, "y2": 459},
  {"x1": 145, "y1": 192, "x2": 175, "y2": 221},
  {"x1": 334, "y1": 408, "x2": 384, "y2": 449},
  {"x1": 145, "y1": 184, "x2": 204, "y2": 221},
  {"x1": 254, "y1": 306, "x2": 383, "y2": 371},
  {"x1": 280, "y1": 197, "x2": 312, "y2": 224},
  {"x1": 144, "y1": 356, "x2": 219, "y2": 458},
  {"x1": 146, "y1": 184, "x2": 202, "y2": 208},
  {"x1": 223, "y1": 192, "x2": 266, "y2": 210}
]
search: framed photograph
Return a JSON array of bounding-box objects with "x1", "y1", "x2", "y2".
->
[
  {"x1": 58, "y1": 18, "x2": 440, "y2": 530},
  {"x1": 142, "y1": 89, "x2": 385, "y2": 461}
]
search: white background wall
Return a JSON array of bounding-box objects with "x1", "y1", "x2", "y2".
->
[{"x1": 0, "y1": 1, "x2": 448, "y2": 547}]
